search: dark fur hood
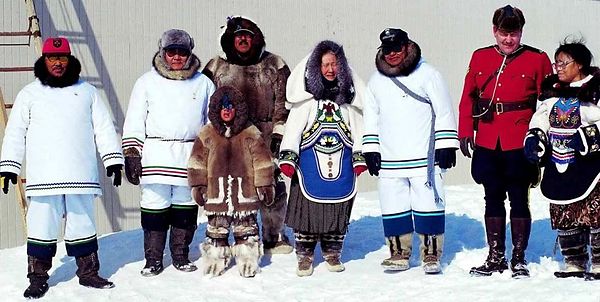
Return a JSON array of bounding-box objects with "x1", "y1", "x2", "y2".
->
[
  {"x1": 34, "y1": 55, "x2": 81, "y2": 88},
  {"x1": 208, "y1": 85, "x2": 251, "y2": 137},
  {"x1": 220, "y1": 16, "x2": 266, "y2": 66},
  {"x1": 540, "y1": 67, "x2": 600, "y2": 104},
  {"x1": 152, "y1": 52, "x2": 201, "y2": 80},
  {"x1": 375, "y1": 40, "x2": 421, "y2": 77},
  {"x1": 304, "y1": 40, "x2": 355, "y2": 105}
]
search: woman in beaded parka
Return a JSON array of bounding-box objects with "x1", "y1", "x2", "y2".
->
[
  {"x1": 278, "y1": 40, "x2": 368, "y2": 277},
  {"x1": 525, "y1": 40, "x2": 600, "y2": 280}
]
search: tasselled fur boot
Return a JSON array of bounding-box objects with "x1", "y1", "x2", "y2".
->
[
  {"x1": 381, "y1": 233, "x2": 412, "y2": 271},
  {"x1": 201, "y1": 236, "x2": 232, "y2": 277},
  {"x1": 232, "y1": 235, "x2": 263, "y2": 278}
]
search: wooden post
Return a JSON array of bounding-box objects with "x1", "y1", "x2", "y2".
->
[{"x1": 24, "y1": 0, "x2": 43, "y2": 55}]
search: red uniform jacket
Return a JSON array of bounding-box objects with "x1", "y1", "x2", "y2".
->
[{"x1": 458, "y1": 45, "x2": 552, "y2": 151}]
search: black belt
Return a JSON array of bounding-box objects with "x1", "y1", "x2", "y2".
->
[{"x1": 478, "y1": 99, "x2": 533, "y2": 114}]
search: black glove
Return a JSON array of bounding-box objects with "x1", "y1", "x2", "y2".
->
[
  {"x1": 106, "y1": 164, "x2": 123, "y2": 187},
  {"x1": 435, "y1": 148, "x2": 457, "y2": 169},
  {"x1": 0, "y1": 171, "x2": 18, "y2": 194},
  {"x1": 192, "y1": 186, "x2": 207, "y2": 206},
  {"x1": 459, "y1": 137, "x2": 474, "y2": 158},
  {"x1": 270, "y1": 134, "x2": 282, "y2": 156},
  {"x1": 524, "y1": 135, "x2": 542, "y2": 164},
  {"x1": 364, "y1": 152, "x2": 381, "y2": 176},
  {"x1": 567, "y1": 133, "x2": 585, "y2": 153},
  {"x1": 124, "y1": 148, "x2": 142, "y2": 185}
]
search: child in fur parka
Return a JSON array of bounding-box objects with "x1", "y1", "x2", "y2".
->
[{"x1": 188, "y1": 85, "x2": 274, "y2": 277}]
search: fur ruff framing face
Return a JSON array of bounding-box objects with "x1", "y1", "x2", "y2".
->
[
  {"x1": 152, "y1": 52, "x2": 201, "y2": 80},
  {"x1": 208, "y1": 86, "x2": 251, "y2": 137},
  {"x1": 375, "y1": 40, "x2": 422, "y2": 77},
  {"x1": 34, "y1": 55, "x2": 81, "y2": 88},
  {"x1": 304, "y1": 40, "x2": 355, "y2": 105},
  {"x1": 540, "y1": 67, "x2": 600, "y2": 104},
  {"x1": 220, "y1": 16, "x2": 266, "y2": 66}
]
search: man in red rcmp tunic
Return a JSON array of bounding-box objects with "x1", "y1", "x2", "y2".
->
[{"x1": 457, "y1": 5, "x2": 552, "y2": 278}]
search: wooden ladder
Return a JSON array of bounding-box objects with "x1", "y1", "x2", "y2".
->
[{"x1": 0, "y1": 0, "x2": 43, "y2": 233}]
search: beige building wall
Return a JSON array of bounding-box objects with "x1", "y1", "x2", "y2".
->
[{"x1": 1, "y1": 0, "x2": 599, "y2": 248}]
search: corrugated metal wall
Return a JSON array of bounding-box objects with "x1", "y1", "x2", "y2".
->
[{"x1": 1, "y1": 0, "x2": 599, "y2": 248}]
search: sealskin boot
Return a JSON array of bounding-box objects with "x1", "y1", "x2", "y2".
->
[
  {"x1": 321, "y1": 233, "x2": 346, "y2": 272},
  {"x1": 23, "y1": 256, "x2": 52, "y2": 299},
  {"x1": 510, "y1": 218, "x2": 531, "y2": 279},
  {"x1": 587, "y1": 228, "x2": 600, "y2": 281},
  {"x1": 555, "y1": 228, "x2": 588, "y2": 279},
  {"x1": 295, "y1": 232, "x2": 318, "y2": 277},
  {"x1": 141, "y1": 230, "x2": 167, "y2": 277},
  {"x1": 75, "y1": 252, "x2": 114, "y2": 289},
  {"x1": 470, "y1": 217, "x2": 508, "y2": 276},
  {"x1": 170, "y1": 227, "x2": 197, "y2": 272},
  {"x1": 420, "y1": 234, "x2": 443, "y2": 274},
  {"x1": 381, "y1": 233, "x2": 412, "y2": 271}
]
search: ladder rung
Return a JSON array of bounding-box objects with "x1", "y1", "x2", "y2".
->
[
  {"x1": 0, "y1": 31, "x2": 33, "y2": 37},
  {"x1": 0, "y1": 67, "x2": 33, "y2": 72}
]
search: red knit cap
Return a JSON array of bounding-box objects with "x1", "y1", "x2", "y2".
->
[{"x1": 42, "y1": 37, "x2": 71, "y2": 55}]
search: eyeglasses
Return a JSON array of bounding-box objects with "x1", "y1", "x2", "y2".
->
[
  {"x1": 165, "y1": 48, "x2": 190, "y2": 57},
  {"x1": 552, "y1": 60, "x2": 575, "y2": 70},
  {"x1": 46, "y1": 55, "x2": 69, "y2": 63}
]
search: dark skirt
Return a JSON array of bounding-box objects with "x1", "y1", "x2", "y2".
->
[
  {"x1": 285, "y1": 176, "x2": 354, "y2": 234},
  {"x1": 550, "y1": 182, "x2": 600, "y2": 229}
]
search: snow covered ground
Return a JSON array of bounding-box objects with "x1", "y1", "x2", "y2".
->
[{"x1": 1, "y1": 184, "x2": 599, "y2": 302}]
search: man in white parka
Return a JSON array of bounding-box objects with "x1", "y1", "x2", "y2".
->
[
  {"x1": 122, "y1": 29, "x2": 215, "y2": 277},
  {"x1": 0, "y1": 37, "x2": 124, "y2": 299},
  {"x1": 362, "y1": 28, "x2": 459, "y2": 274}
]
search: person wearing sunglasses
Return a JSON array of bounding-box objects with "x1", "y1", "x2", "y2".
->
[
  {"x1": 202, "y1": 16, "x2": 293, "y2": 256},
  {"x1": 362, "y1": 28, "x2": 458, "y2": 275},
  {"x1": 457, "y1": 5, "x2": 552, "y2": 279},
  {"x1": 0, "y1": 37, "x2": 124, "y2": 298},
  {"x1": 525, "y1": 40, "x2": 600, "y2": 281},
  {"x1": 122, "y1": 29, "x2": 215, "y2": 277}
]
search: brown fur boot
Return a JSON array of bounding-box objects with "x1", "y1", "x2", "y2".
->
[
  {"x1": 295, "y1": 232, "x2": 318, "y2": 277},
  {"x1": 23, "y1": 256, "x2": 52, "y2": 299},
  {"x1": 321, "y1": 233, "x2": 346, "y2": 272},
  {"x1": 381, "y1": 233, "x2": 412, "y2": 271}
]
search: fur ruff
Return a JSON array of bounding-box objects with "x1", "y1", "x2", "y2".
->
[
  {"x1": 540, "y1": 67, "x2": 600, "y2": 104},
  {"x1": 33, "y1": 55, "x2": 81, "y2": 88},
  {"x1": 375, "y1": 40, "x2": 422, "y2": 77},
  {"x1": 208, "y1": 86, "x2": 251, "y2": 137},
  {"x1": 152, "y1": 52, "x2": 201, "y2": 80},
  {"x1": 220, "y1": 16, "x2": 266, "y2": 66},
  {"x1": 304, "y1": 40, "x2": 355, "y2": 105}
]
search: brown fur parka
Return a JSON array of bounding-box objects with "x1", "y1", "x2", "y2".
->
[{"x1": 188, "y1": 86, "x2": 274, "y2": 216}]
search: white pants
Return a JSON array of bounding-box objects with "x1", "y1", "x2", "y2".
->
[
  {"x1": 378, "y1": 174, "x2": 446, "y2": 236},
  {"x1": 27, "y1": 194, "x2": 96, "y2": 243},
  {"x1": 140, "y1": 184, "x2": 194, "y2": 210}
]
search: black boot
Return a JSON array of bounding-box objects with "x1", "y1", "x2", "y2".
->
[
  {"x1": 23, "y1": 256, "x2": 52, "y2": 299},
  {"x1": 555, "y1": 228, "x2": 588, "y2": 278},
  {"x1": 75, "y1": 252, "x2": 114, "y2": 289},
  {"x1": 295, "y1": 232, "x2": 318, "y2": 277},
  {"x1": 170, "y1": 227, "x2": 197, "y2": 272},
  {"x1": 141, "y1": 230, "x2": 167, "y2": 277},
  {"x1": 470, "y1": 217, "x2": 508, "y2": 276},
  {"x1": 321, "y1": 233, "x2": 346, "y2": 272},
  {"x1": 510, "y1": 218, "x2": 531, "y2": 278},
  {"x1": 587, "y1": 228, "x2": 600, "y2": 281}
]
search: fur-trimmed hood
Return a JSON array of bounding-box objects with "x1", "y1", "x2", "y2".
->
[
  {"x1": 33, "y1": 55, "x2": 81, "y2": 88},
  {"x1": 375, "y1": 40, "x2": 421, "y2": 77},
  {"x1": 208, "y1": 85, "x2": 251, "y2": 137},
  {"x1": 220, "y1": 16, "x2": 266, "y2": 66},
  {"x1": 303, "y1": 40, "x2": 355, "y2": 106},
  {"x1": 540, "y1": 67, "x2": 600, "y2": 104},
  {"x1": 152, "y1": 52, "x2": 201, "y2": 80}
]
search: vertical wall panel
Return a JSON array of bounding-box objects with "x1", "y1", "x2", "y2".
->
[{"x1": 1, "y1": 0, "x2": 600, "y2": 248}]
